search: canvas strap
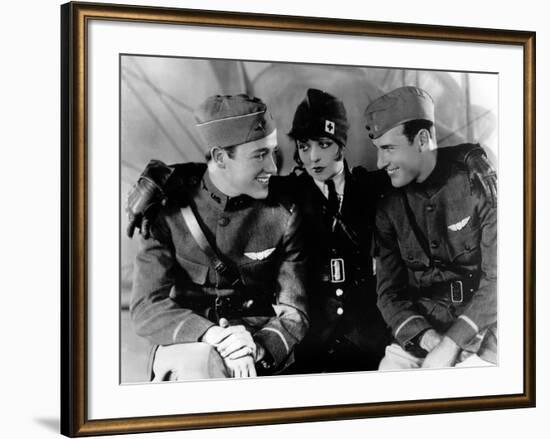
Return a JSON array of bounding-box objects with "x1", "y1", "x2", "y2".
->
[
  {"x1": 400, "y1": 190, "x2": 433, "y2": 263},
  {"x1": 180, "y1": 204, "x2": 242, "y2": 287}
]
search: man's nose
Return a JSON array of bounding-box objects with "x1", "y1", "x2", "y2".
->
[
  {"x1": 377, "y1": 149, "x2": 388, "y2": 169},
  {"x1": 265, "y1": 151, "x2": 278, "y2": 173}
]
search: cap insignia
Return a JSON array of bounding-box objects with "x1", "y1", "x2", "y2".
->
[{"x1": 325, "y1": 119, "x2": 335, "y2": 134}]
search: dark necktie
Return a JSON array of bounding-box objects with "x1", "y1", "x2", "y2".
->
[{"x1": 325, "y1": 179, "x2": 339, "y2": 214}]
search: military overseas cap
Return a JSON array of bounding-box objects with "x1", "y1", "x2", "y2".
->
[
  {"x1": 194, "y1": 94, "x2": 276, "y2": 149},
  {"x1": 364, "y1": 86, "x2": 435, "y2": 139},
  {"x1": 288, "y1": 88, "x2": 350, "y2": 147}
]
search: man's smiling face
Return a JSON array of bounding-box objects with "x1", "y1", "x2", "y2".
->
[
  {"x1": 373, "y1": 124, "x2": 423, "y2": 188},
  {"x1": 222, "y1": 130, "x2": 279, "y2": 199}
]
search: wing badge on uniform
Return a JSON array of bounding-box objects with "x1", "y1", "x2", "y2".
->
[
  {"x1": 244, "y1": 248, "x2": 276, "y2": 261},
  {"x1": 448, "y1": 216, "x2": 471, "y2": 232}
]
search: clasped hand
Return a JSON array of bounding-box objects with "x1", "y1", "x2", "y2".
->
[
  {"x1": 420, "y1": 330, "x2": 461, "y2": 368},
  {"x1": 201, "y1": 319, "x2": 260, "y2": 377}
]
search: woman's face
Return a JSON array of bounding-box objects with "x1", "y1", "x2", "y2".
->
[{"x1": 297, "y1": 137, "x2": 344, "y2": 182}]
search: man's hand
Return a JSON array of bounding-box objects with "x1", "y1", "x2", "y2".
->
[
  {"x1": 200, "y1": 319, "x2": 257, "y2": 360},
  {"x1": 215, "y1": 325, "x2": 257, "y2": 360},
  {"x1": 464, "y1": 147, "x2": 498, "y2": 208},
  {"x1": 421, "y1": 336, "x2": 461, "y2": 369},
  {"x1": 223, "y1": 355, "x2": 257, "y2": 378},
  {"x1": 419, "y1": 329, "x2": 443, "y2": 352},
  {"x1": 200, "y1": 324, "x2": 230, "y2": 346}
]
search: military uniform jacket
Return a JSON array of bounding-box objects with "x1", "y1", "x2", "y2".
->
[
  {"x1": 276, "y1": 163, "x2": 390, "y2": 357},
  {"x1": 375, "y1": 146, "x2": 497, "y2": 358},
  {"x1": 130, "y1": 166, "x2": 309, "y2": 369}
]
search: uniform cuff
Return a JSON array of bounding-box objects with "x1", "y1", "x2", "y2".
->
[
  {"x1": 253, "y1": 327, "x2": 290, "y2": 368},
  {"x1": 445, "y1": 315, "x2": 479, "y2": 349},
  {"x1": 394, "y1": 315, "x2": 432, "y2": 348},
  {"x1": 172, "y1": 314, "x2": 215, "y2": 344}
]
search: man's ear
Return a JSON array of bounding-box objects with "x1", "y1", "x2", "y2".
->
[
  {"x1": 416, "y1": 129, "x2": 431, "y2": 152},
  {"x1": 210, "y1": 146, "x2": 226, "y2": 168}
]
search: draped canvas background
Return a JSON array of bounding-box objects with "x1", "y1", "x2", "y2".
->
[{"x1": 120, "y1": 56, "x2": 498, "y2": 382}]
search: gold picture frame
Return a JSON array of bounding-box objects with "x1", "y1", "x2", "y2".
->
[{"x1": 61, "y1": 1, "x2": 535, "y2": 436}]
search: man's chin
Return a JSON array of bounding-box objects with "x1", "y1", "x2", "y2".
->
[
  {"x1": 390, "y1": 177, "x2": 407, "y2": 188},
  {"x1": 248, "y1": 188, "x2": 269, "y2": 200}
]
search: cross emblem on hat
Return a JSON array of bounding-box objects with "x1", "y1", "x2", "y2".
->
[{"x1": 325, "y1": 120, "x2": 335, "y2": 134}]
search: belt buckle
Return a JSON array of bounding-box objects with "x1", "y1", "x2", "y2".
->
[
  {"x1": 450, "y1": 280, "x2": 464, "y2": 304},
  {"x1": 214, "y1": 296, "x2": 225, "y2": 315},
  {"x1": 215, "y1": 296, "x2": 239, "y2": 319},
  {"x1": 330, "y1": 258, "x2": 345, "y2": 283}
]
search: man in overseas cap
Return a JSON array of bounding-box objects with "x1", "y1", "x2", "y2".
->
[
  {"x1": 130, "y1": 94, "x2": 309, "y2": 380},
  {"x1": 367, "y1": 86, "x2": 498, "y2": 369}
]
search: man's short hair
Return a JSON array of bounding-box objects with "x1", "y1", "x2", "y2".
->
[
  {"x1": 205, "y1": 144, "x2": 237, "y2": 162},
  {"x1": 402, "y1": 119, "x2": 435, "y2": 144}
]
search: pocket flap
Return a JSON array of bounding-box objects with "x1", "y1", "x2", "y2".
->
[
  {"x1": 399, "y1": 243, "x2": 430, "y2": 269},
  {"x1": 176, "y1": 254, "x2": 209, "y2": 285}
]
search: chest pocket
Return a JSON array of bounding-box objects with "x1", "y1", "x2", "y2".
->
[
  {"x1": 238, "y1": 252, "x2": 278, "y2": 286},
  {"x1": 445, "y1": 224, "x2": 481, "y2": 265},
  {"x1": 399, "y1": 241, "x2": 431, "y2": 270},
  {"x1": 175, "y1": 253, "x2": 209, "y2": 285}
]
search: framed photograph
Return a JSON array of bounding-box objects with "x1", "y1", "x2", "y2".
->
[{"x1": 61, "y1": 1, "x2": 535, "y2": 436}]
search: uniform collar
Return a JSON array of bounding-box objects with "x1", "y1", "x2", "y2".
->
[
  {"x1": 410, "y1": 150, "x2": 450, "y2": 196},
  {"x1": 313, "y1": 163, "x2": 346, "y2": 199},
  {"x1": 201, "y1": 171, "x2": 251, "y2": 211}
]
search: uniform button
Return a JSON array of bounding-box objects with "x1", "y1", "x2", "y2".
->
[
  {"x1": 468, "y1": 273, "x2": 473, "y2": 278},
  {"x1": 336, "y1": 307, "x2": 344, "y2": 316},
  {"x1": 335, "y1": 288, "x2": 344, "y2": 297},
  {"x1": 430, "y1": 240, "x2": 439, "y2": 249},
  {"x1": 218, "y1": 217, "x2": 230, "y2": 226},
  {"x1": 426, "y1": 204, "x2": 435, "y2": 212},
  {"x1": 407, "y1": 254, "x2": 414, "y2": 261},
  {"x1": 470, "y1": 289, "x2": 474, "y2": 293},
  {"x1": 465, "y1": 244, "x2": 471, "y2": 251}
]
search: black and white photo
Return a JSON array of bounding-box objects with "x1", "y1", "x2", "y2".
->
[{"x1": 120, "y1": 55, "x2": 498, "y2": 383}]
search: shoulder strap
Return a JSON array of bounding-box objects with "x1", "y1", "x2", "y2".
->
[
  {"x1": 333, "y1": 211, "x2": 361, "y2": 248},
  {"x1": 324, "y1": 192, "x2": 361, "y2": 249},
  {"x1": 180, "y1": 204, "x2": 242, "y2": 287},
  {"x1": 400, "y1": 190, "x2": 432, "y2": 262}
]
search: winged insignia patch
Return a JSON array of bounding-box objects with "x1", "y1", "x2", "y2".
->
[
  {"x1": 244, "y1": 248, "x2": 276, "y2": 261},
  {"x1": 448, "y1": 216, "x2": 471, "y2": 232}
]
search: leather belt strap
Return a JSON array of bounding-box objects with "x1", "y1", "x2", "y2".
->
[
  {"x1": 414, "y1": 278, "x2": 478, "y2": 304},
  {"x1": 180, "y1": 204, "x2": 241, "y2": 286},
  {"x1": 401, "y1": 191, "x2": 432, "y2": 264},
  {"x1": 180, "y1": 204, "x2": 275, "y2": 320}
]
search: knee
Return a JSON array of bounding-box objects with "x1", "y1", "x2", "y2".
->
[
  {"x1": 153, "y1": 343, "x2": 229, "y2": 381},
  {"x1": 378, "y1": 344, "x2": 423, "y2": 370}
]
